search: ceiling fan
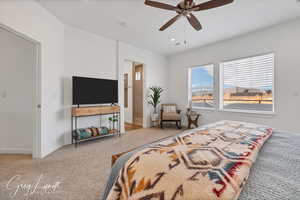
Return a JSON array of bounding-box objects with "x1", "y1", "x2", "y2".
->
[{"x1": 145, "y1": 0, "x2": 234, "y2": 31}]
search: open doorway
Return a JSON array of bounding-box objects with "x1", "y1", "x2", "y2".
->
[
  {"x1": 0, "y1": 25, "x2": 41, "y2": 158},
  {"x1": 124, "y1": 61, "x2": 144, "y2": 131}
]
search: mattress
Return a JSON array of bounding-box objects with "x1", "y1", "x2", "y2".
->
[{"x1": 101, "y1": 123, "x2": 300, "y2": 200}]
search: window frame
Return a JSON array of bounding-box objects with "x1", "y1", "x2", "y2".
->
[
  {"x1": 188, "y1": 63, "x2": 216, "y2": 111},
  {"x1": 219, "y1": 53, "x2": 275, "y2": 115}
]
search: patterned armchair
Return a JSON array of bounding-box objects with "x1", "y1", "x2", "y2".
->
[{"x1": 160, "y1": 104, "x2": 182, "y2": 129}]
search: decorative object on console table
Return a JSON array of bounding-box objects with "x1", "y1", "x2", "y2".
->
[
  {"x1": 108, "y1": 115, "x2": 119, "y2": 134},
  {"x1": 186, "y1": 109, "x2": 201, "y2": 129},
  {"x1": 71, "y1": 105, "x2": 121, "y2": 147},
  {"x1": 100, "y1": 127, "x2": 109, "y2": 135},
  {"x1": 109, "y1": 115, "x2": 119, "y2": 135}
]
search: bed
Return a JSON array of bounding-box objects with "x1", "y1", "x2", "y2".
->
[{"x1": 101, "y1": 121, "x2": 300, "y2": 200}]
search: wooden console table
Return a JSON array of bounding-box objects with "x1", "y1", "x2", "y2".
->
[{"x1": 71, "y1": 105, "x2": 121, "y2": 147}]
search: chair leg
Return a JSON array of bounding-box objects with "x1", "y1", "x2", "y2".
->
[
  {"x1": 160, "y1": 121, "x2": 163, "y2": 129},
  {"x1": 179, "y1": 121, "x2": 182, "y2": 129},
  {"x1": 176, "y1": 121, "x2": 180, "y2": 129}
]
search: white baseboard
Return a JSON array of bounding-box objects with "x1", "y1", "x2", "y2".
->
[{"x1": 0, "y1": 147, "x2": 32, "y2": 154}]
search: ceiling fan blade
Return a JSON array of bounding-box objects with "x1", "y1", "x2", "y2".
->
[
  {"x1": 187, "y1": 13, "x2": 202, "y2": 31},
  {"x1": 159, "y1": 15, "x2": 181, "y2": 31},
  {"x1": 192, "y1": 0, "x2": 234, "y2": 11},
  {"x1": 145, "y1": 0, "x2": 178, "y2": 11}
]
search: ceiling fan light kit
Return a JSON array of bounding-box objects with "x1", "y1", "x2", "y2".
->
[{"x1": 145, "y1": 0, "x2": 234, "y2": 31}]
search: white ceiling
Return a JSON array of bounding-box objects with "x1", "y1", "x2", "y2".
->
[{"x1": 38, "y1": 0, "x2": 300, "y2": 55}]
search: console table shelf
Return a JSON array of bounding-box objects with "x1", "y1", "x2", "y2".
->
[{"x1": 71, "y1": 105, "x2": 121, "y2": 147}]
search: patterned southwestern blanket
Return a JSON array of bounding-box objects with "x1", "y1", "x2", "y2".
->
[{"x1": 106, "y1": 121, "x2": 273, "y2": 200}]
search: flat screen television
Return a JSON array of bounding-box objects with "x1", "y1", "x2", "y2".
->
[{"x1": 72, "y1": 76, "x2": 118, "y2": 105}]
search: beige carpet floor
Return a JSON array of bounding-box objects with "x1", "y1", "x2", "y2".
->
[{"x1": 0, "y1": 128, "x2": 181, "y2": 200}]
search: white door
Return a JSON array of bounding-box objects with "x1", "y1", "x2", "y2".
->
[{"x1": 0, "y1": 27, "x2": 36, "y2": 154}]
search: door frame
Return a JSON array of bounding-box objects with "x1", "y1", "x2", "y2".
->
[
  {"x1": 123, "y1": 59, "x2": 147, "y2": 129},
  {"x1": 0, "y1": 23, "x2": 42, "y2": 158}
]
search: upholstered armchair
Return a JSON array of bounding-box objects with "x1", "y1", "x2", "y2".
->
[{"x1": 160, "y1": 104, "x2": 182, "y2": 129}]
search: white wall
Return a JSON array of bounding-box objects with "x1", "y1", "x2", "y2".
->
[
  {"x1": 0, "y1": 1, "x2": 170, "y2": 155},
  {"x1": 64, "y1": 28, "x2": 169, "y2": 139},
  {"x1": 64, "y1": 26, "x2": 117, "y2": 80},
  {"x1": 63, "y1": 25, "x2": 118, "y2": 144},
  {"x1": 0, "y1": 28, "x2": 35, "y2": 154},
  {"x1": 0, "y1": 0, "x2": 65, "y2": 158},
  {"x1": 168, "y1": 19, "x2": 300, "y2": 133},
  {"x1": 124, "y1": 60, "x2": 133, "y2": 124},
  {"x1": 119, "y1": 42, "x2": 170, "y2": 131}
]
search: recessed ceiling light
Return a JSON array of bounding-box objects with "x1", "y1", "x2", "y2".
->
[
  {"x1": 119, "y1": 21, "x2": 127, "y2": 28},
  {"x1": 170, "y1": 38, "x2": 176, "y2": 42}
]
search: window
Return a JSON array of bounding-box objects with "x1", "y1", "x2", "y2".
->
[
  {"x1": 189, "y1": 64, "x2": 215, "y2": 109},
  {"x1": 135, "y1": 71, "x2": 141, "y2": 80},
  {"x1": 220, "y1": 53, "x2": 274, "y2": 113}
]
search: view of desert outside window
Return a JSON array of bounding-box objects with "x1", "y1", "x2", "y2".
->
[
  {"x1": 191, "y1": 54, "x2": 273, "y2": 112},
  {"x1": 191, "y1": 65, "x2": 214, "y2": 108},
  {"x1": 222, "y1": 54, "x2": 273, "y2": 112}
]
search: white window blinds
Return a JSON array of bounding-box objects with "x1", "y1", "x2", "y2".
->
[
  {"x1": 221, "y1": 53, "x2": 274, "y2": 113},
  {"x1": 222, "y1": 54, "x2": 274, "y2": 89}
]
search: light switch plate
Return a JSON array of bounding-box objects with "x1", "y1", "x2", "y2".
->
[{"x1": 1, "y1": 91, "x2": 7, "y2": 98}]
